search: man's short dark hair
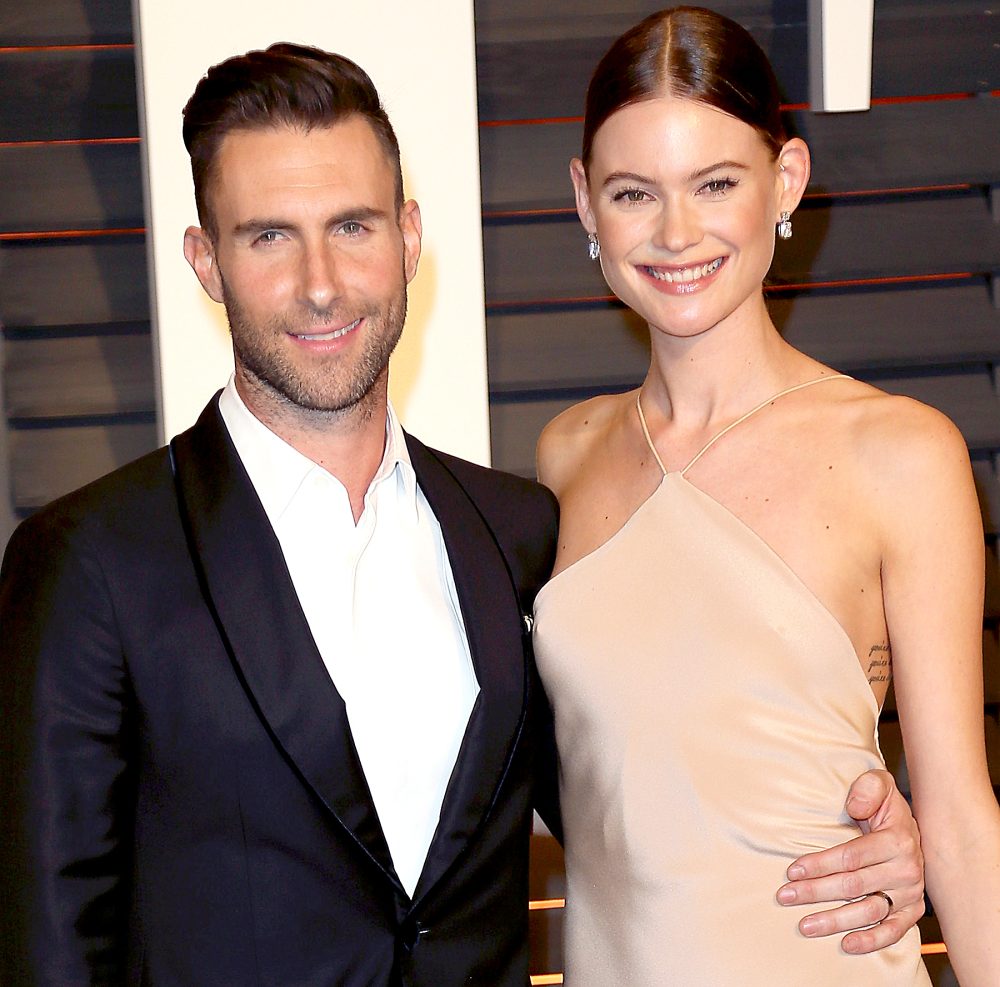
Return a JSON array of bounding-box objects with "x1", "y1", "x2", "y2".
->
[{"x1": 182, "y1": 42, "x2": 404, "y2": 237}]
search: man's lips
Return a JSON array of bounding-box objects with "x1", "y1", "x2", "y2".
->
[{"x1": 291, "y1": 317, "x2": 362, "y2": 342}]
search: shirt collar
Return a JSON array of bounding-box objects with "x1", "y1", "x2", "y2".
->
[{"x1": 218, "y1": 377, "x2": 417, "y2": 524}]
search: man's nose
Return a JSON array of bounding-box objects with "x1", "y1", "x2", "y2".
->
[{"x1": 300, "y1": 243, "x2": 343, "y2": 311}]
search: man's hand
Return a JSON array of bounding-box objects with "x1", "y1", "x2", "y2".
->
[{"x1": 775, "y1": 769, "x2": 924, "y2": 953}]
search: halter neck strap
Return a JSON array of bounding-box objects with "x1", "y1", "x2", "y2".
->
[{"x1": 636, "y1": 374, "x2": 851, "y2": 477}]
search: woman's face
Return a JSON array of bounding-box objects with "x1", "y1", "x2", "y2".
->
[{"x1": 572, "y1": 96, "x2": 806, "y2": 341}]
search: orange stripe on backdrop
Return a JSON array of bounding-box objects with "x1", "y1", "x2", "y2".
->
[
  {"x1": 0, "y1": 228, "x2": 145, "y2": 241},
  {"x1": 0, "y1": 137, "x2": 141, "y2": 149},
  {"x1": 872, "y1": 92, "x2": 978, "y2": 105},
  {"x1": 0, "y1": 44, "x2": 134, "y2": 54},
  {"x1": 529, "y1": 898, "x2": 566, "y2": 911},
  {"x1": 802, "y1": 184, "x2": 972, "y2": 199},
  {"x1": 480, "y1": 116, "x2": 583, "y2": 128},
  {"x1": 766, "y1": 272, "x2": 975, "y2": 293},
  {"x1": 480, "y1": 91, "x2": 996, "y2": 127},
  {"x1": 482, "y1": 207, "x2": 576, "y2": 220}
]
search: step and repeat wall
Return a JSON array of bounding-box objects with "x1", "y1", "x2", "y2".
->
[{"x1": 1, "y1": 1, "x2": 998, "y2": 984}]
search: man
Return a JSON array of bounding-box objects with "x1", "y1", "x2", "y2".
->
[{"x1": 1, "y1": 44, "x2": 923, "y2": 986}]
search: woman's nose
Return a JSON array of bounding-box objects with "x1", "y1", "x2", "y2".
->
[{"x1": 653, "y1": 201, "x2": 701, "y2": 253}]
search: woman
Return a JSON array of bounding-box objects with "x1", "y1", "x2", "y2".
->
[{"x1": 532, "y1": 7, "x2": 1000, "y2": 985}]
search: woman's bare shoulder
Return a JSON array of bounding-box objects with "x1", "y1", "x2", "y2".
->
[
  {"x1": 830, "y1": 382, "x2": 974, "y2": 521},
  {"x1": 838, "y1": 382, "x2": 969, "y2": 475},
  {"x1": 536, "y1": 391, "x2": 634, "y2": 494}
]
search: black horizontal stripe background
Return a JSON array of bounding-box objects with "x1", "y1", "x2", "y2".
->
[{"x1": 1, "y1": 1, "x2": 997, "y2": 982}]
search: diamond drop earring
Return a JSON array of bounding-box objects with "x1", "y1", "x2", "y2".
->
[
  {"x1": 776, "y1": 211, "x2": 793, "y2": 240},
  {"x1": 587, "y1": 232, "x2": 601, "y2": 260}
]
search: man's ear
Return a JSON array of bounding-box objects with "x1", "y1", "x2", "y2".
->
[
  {"x1": 183, "y1": 226, "x2": 224, "y2": 303},
  {"x1": 399, "y1": 199, "x2": 422, "y2": 285}
]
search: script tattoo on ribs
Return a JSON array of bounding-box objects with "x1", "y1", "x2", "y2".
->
[{"x1": 867, "y1": 642, "x2": 891, "y2": 685}]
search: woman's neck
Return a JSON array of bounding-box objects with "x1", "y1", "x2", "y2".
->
[{"x1": 641, "y1": 293, "x2": 811, "y2": 431}]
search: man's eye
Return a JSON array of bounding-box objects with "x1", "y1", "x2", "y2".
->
[
  {"x1": 340, "y1": 221, "x2": 364, "y2": 236},
  {"x1": 255, "y1": 230, "x2": 283, "y2": 244}
]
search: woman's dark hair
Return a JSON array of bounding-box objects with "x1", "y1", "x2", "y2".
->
[
  {"x1": 581, "y1": 6, "x2": 786, "y2": 169},
  {"x1": 182, "y1": 42, "x2": 403, "y2": 236}
]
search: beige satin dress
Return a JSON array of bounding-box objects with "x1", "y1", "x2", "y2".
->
[{"x1": 533, "y1": 376, "x2": 930, "y2": 985}]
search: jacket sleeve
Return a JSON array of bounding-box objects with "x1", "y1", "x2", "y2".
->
[{"x1": 0, "y1": 512, "x2": 135, "y2": 986}]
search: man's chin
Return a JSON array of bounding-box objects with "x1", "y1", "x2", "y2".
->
[{"x1": 238, "y1": 370, "x2": 385, "y2": 420}]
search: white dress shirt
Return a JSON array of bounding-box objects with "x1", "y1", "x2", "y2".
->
[{"x1": 219, "y1": 380, "x2": 479, "y2": 896}]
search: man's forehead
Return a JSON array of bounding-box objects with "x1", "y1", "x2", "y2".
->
[{"x1": 212, "y1": 119, "x2": 395, "y2": 200}]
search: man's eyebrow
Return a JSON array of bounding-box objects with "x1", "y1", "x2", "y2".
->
[
  {"x1": 325, "y1": 206, "x2": 391, "y2": 226},
  {"x1": 232, "y1": 219, "x2": 291, "y2": 237},
  {"x1": 232, "y1": 206, "x2": 390, "y2": 237}
]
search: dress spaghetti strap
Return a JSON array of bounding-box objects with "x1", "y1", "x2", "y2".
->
[{"x1": 636, "y1": 374, "x2": 851, "y2": 476}]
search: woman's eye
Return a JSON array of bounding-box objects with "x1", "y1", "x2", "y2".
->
[
  {"x1": 701, "y1": 178, "x2": 738, "y2": 196},
  {"x1": 612, "y1": 187, "x2": 650, "y2": 204}
]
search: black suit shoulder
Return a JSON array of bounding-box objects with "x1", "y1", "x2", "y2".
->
[{"x1": 5, "y1": 445, "x2": 175, "y2": 555}]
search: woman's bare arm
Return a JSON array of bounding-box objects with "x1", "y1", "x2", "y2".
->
[{"x1": 879, "y1": 401, "x2": 1000, "y2": 985}]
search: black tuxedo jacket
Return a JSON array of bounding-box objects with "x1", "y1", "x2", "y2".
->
[{"x1": 0, "y1": 398, "x2": 560, "y2": 986}]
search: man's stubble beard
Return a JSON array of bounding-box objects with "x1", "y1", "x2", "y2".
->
[{"x1": 221, "y1": 277, "x2": 407, "y2": 420}]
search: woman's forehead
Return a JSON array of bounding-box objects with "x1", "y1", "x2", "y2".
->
[{"x1": 589, "y1": 97, "x2": 769, "y2": 174}]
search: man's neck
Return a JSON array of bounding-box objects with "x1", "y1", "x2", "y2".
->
[{"x1": 237, "y1": 376, "x2": 390, "y2": 523}]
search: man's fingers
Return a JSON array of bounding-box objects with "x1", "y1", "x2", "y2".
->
[
  {"x1": 777, "y1": 864, "x2": 904, "y2": 911},
  {"x1": 841, "y1": 905, "x2": 926, "y2": 954},
  {"x1": 786, "y1": 827, "x2": 921, "y2": 889},
  {"x1": 794, "y1": 892, "x2": 896, "y2": 938},
  {"x1": 786, "y1": 830, "x2": 902, "y2": 882},
  {"x1": 844, "y1": 768, "x2": 893, "y2": 823}
]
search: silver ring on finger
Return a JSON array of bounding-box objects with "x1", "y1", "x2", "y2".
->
[{"x1": 867, "y1": 890, "x2": 894, "y2": 920}]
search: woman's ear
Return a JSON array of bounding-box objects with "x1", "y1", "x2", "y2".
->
[
  {"x1": 570, "y1": 157, "x2": 597, "y2": 234},
  {"x1": 776, "y1": 137, "x2": 811, "y2": 215}
]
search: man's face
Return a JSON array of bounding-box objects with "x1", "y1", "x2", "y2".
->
[{"x1": 184, "y1": 118, "x2": 421, "y2": 420}]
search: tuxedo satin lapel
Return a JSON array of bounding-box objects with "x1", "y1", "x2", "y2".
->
[
  {"x1": 169, "y1": 398, "x2": 400, "y2": 889},
  {"x1": 405, "y1": 437, "x2": 528, "y2": 903}
]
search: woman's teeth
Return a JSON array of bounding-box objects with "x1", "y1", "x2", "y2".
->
[{"x1": 646, "y1": 257, "x2": 723, "y2": 283}]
